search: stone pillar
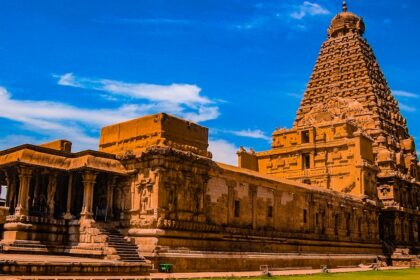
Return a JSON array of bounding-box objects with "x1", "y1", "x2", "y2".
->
[
  {"x1": 227, "y1": 180, "x2": 235, "y2": 225},
  {"x1": 15, "y1": 167, "x2": 33, "y2": 217},
  {"x1": 64, "y1": 174, "x2": 73, "y2": 220},
  {"x1": 47, "y1": 172, "x2": 58, "y2": 217},
  {"x1": 31, "y1": 173, "x2": 40, "y2": 209},
  {"x1": 325, "y1": 202, "x2": 335, "y2": 236},
  {"x1": 81, "y1": 171, "x2": 97, "y2": 219},
  {"x1": 5, "y1": 170, "x2": 16, "y2": 209},
  {"x1": 250, "y1": 185, "x2": 257, "y2": 230},
  {"x1": 273, "y1": 190, "x2": 280, "y2": 230},
  {"x1": 152, "y1": 168, "x2": 165, "y2": 219},
  {"x1": 106, "y1": 175, "x2": 117, "y2": 220}
]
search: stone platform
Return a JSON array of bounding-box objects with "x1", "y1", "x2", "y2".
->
[
  {"x1": 147, "y1": 251, "x2": 384, "y2": 272},
  {"x1": 0, "y1": 254, "x2": 150, "y2": 276}
]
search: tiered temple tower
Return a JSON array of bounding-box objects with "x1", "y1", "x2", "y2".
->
[
  {"x1": 240, "y1": 2, "x2": 420, "y2": 254},
  {"x1": 295, "y1": 2, "x2": 420, "y2": 251}
]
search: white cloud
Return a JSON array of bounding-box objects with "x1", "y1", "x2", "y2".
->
[
  {"x1": 0, "y1": 87, "x2": 146, "y2": 127},
  {"x1": 1, "y1": 70, "x2": 223, "y2": 151},
  {"x1": 291, "y1": 1, "x2": 330, "y2": 20},
  {"x1": 229, "y1": 129, "x2": 271, "y2": 141},
  {"x1": 399, "y1": 102, "x2": 416, "y2": 113},
  {"x1": 0, "y1": 87, "x2": 148, "y2": 150},
  {"x1": 54, "y1": 73, "x2": 219, "y2": 123},
  {"x1": 56, "y1": 72, "x2": 81, "y2": 87},
  {"x1": 208, "y1": 139, "x2": 238, "y2": 166},
  {"x1": 393, "y1": 90, "x2": 418, "y2": 99}
]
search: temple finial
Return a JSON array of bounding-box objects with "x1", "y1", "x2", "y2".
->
[{"x1": 342, "y1": 1, "x2": 348, "y2": 12}]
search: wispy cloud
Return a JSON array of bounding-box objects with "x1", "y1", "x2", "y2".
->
[
  {"x1": 399, "y1": 102, "x2": 416, "y2": 112},
  {"x1": 229, "y1": 129, "x2": 271, "y2": 141},
  {"x1": 57, "y1": 72, "x2": 82, "y2": 87},
  {"x1": 287, "y1": 92, "x2": 303, "y2": 99},
  {"x1": 54, "y1": 73, "x2": 220, "y2": 123},
  {"x1": 393, "y1": 90, "x2": 418, "y2": 99},
  {"x1": 290, "y1": 1, "x2": 330, "y2": 20},
  {"x1": 208, "y1": 139, "x2": 238, "y2": 166},
  {"x1": 233, "y1": 1, "x2": 330, "y2": 32},
  {"x1": 0, "y1": 83, "x2": 238, "y2": 164},
  {"x1": 1, "y1": 70, "x2": 221, "y2": 151},
  {"x1": 234, "y1": 17, "x2": 270, "y2": 30},
  {"x1": 0, "y1": 86, "x2": 150, "y2": 150}
]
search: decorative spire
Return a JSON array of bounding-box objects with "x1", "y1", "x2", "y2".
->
[{"x1": 342, "y1": 1, "x2": 347, "y2": 12}]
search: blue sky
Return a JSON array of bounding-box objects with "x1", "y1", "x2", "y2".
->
[{"x1": 0, "y1": 0, "x2": 419, "y2": 165}]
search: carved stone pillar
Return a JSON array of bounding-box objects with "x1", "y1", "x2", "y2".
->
[
  {"x1": 47, "y1": 172, "x2": 58, "y2": 217},
  {"x1": 81, "y1": 171, "x2": 97, "y2": 219},
  {"x1": 64, "y1": 174, "x2": 73, "y2": 220},
  {"x1": 15, "y1": 167, "x2": 33, "y2": 216},
  {"x1": 152, "y1": 168, "x2": 165, "y2": 219}
]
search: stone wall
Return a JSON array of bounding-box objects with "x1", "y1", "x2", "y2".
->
[{"x1": 127, "y1": 147, "x2": 382, "y2": 258}]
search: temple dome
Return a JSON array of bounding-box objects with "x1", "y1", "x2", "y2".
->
[{"x1": 328, "y1": 1, "x2": 365, "y2": 38}]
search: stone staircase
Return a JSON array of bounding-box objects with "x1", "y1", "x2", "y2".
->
[{"x1": 100, "y1": 228, "x2": 145, "y2": 263}]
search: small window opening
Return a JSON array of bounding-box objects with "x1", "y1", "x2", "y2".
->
[
  {"x1": 303, "y1": 209, "x2": 307, "y2": 224},
  {"x1": 303, "y1": 178, "x2": 311, "y2": 185},
  {"x1": 301, "y1": 130, "x2": 310, "y2": 143},
  {"x1": 302, "y1": 154, "x2": 311, "y2": 170}
]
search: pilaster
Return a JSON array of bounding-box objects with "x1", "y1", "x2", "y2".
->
[
  {"x1": 15, "y1": 167, "x2": 33, "y2": 217},
  {"x1": 80, "y1": 171, "x2": 98, "y2": 219}
]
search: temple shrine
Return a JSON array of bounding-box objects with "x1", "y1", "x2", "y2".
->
[{"x1": 0, "y1": 2, "x2": 419, "y2": 274}]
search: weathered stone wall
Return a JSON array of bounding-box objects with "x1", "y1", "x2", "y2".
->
[
  {"x1": 255, "y1": 121, "x2": 378, "y2": 198},
  {"x1": 127, "y1": 147, "x2": 382, "y2": 257}
]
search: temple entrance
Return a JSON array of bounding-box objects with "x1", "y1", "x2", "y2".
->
[{"x1": 93, "y1": 174, "x2": 110, "y2": 221}]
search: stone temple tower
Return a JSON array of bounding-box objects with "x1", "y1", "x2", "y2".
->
[
  {"x1": 244, "y1": 1, "x2": 420, "y2": 255},
  {"x1": 294, "y1": 1, "x2": 420, "y2": 251}
]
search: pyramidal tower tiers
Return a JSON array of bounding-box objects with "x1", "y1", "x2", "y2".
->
[
  {"x1": 295, "y1": 1, "x2": 417, "y2": 182},
  {"x1": 239, "y1": 1, "x2": 420, "y2": 252}
]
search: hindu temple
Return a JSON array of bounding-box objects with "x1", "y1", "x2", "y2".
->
[{"x1": 0, "y1": 2, "x2": 419, "y2": 275}]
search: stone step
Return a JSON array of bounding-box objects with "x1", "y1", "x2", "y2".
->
[
  {"x1": 114, "y1": 251, "x2": 139, "y2": 255},
  {"x1": 108, "y1": 243, "x2": 136, "y2": 248},
  {"x1": 113, "y1": 248, "x2": 139, "y2": 252},
  {"x1": 99, "y1": 228, "x2": 144, "y2": 263}
]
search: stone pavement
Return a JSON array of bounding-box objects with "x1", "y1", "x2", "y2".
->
[
  {"x1": 0, "y1": 253, "x2": 119, "y2": 264},
  {"x1": 0, "y1": 266, "x2": 410, "y2": 280}
]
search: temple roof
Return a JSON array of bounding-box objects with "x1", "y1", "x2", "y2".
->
[{"x1": 0, "y1": 144, "x2": 127, "y2": 175}]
